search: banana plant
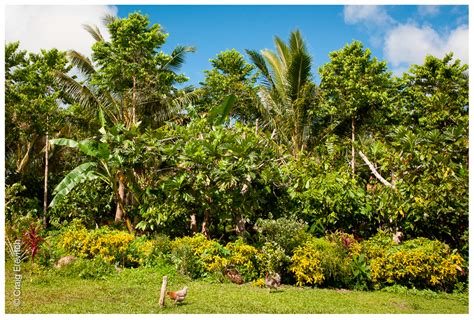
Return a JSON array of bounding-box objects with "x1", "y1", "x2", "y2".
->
[{"x1": 49, "y1": 110, "x2": 137, "y2": 232}]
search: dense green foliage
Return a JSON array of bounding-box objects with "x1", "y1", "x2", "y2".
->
[{"x1": 5, "y1": 12, "x2": 468, "y2": 296}]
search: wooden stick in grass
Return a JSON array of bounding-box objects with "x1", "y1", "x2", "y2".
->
[{"x1": 159, "y1": 276, "x2": 168, "y2": 308}]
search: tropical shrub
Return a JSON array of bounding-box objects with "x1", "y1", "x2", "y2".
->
[
  {"x1": 170, "y1": 234, "x2": 225, "y2": 278},
  {"x1": 291, "y1": 238, "x2": 352, "y2": 287},
  {"x1": 5, "y1": 183, "x2": 41, "y2": 240},
  {"x1": 255, "y1": 217, "x2": 311, "y2": 254},
  {"x1": 170, "y1": 234, "x2": 263, "y2": 281},
  {"x1": 290, "y1": 241, "x2": 325, "y2": 286},
  {"x1": 55, "y1": 225, "x2": 155, "y2": 267},
  {"x1": 22, "y1": 223, "x2": 44, "y2": 264},
  {"x1": 367, "y1": 237, "x2": 465, "y2": 291},
  {"x1": 224, "y1": 238, "x2": 263, "y2": 281},
  {"x1": 48, "y1": 180, "x2": 113, "y2": 229},
  {"x1": 260, "y1": 241, "x2": 290, "y2": 275},
  {"x1": 284, "y1": 157, "x2": 370, "y2": 237}
]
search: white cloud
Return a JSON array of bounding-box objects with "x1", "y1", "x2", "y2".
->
[
  {"x1": 417, "y1": 5, "x2": 441, "y2": 17},
  {"x1": 343, "y1": 5, "x2": 395, "y2": 28},
  {"x1": 5, "y1": 5, "x2": 118, "y2": 57},
  {"x1": 384, "y1": 24, "x2": 468, "y2": 69}
]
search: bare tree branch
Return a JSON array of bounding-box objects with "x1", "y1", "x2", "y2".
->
[{"x1": 358, "y1": 150, "x2": 395, "y2": 189}]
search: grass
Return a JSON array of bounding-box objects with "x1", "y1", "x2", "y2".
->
[{"x1": 4, "y1": 260, "x2": 468, "y2": 314}]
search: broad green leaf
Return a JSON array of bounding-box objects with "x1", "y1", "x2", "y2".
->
[
  {"x1": 49, "y1": 138, "x2": 79, "y2": 148},
  {"x1": 49, "y1": 162, "x2": 98, "y2": 208},
  {"x1": 208, "y1": 94, "x2": 236, "y2": 125}
]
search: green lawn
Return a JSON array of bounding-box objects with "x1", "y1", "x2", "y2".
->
[{"x1": 4, "y1": 261, "x2": 468, "y2": 314}]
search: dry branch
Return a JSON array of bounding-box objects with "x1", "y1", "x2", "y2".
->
[{"x1": 358, "y1": 150, "x2": 395, "y2": 189}]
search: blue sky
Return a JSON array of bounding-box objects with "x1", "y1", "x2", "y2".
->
[
  {"x1": 5, "y1": 4, "x2": 469, "y2": 87},
  {"x1": 116, "y1": 5, "x2": 469, "y2": 86}
]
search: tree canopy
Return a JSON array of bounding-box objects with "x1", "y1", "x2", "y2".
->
[{"x1": 5, "y1": 12, "x2": 469, "y2": 256}]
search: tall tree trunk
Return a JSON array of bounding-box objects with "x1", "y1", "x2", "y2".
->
[
  {"x1": 201, "y1": 210, "x2": 209, "y2": 239},
  {"x1": 190, "y1": 213, "x2": 198, "y2": 234},
  {"x1": 115, "y1": 173, "x2": 126, "y2": 222},
  {"x1": 351, "y1": 116, "x2": 356, "y2": 177},
  {"x1": 43, "y1": 124, "x2": 49, "y2": 229}
]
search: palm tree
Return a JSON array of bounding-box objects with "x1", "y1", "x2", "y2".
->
[
  {"x1": 55, "y1": 29, "x2": 196, "y2": 130},
  {"x1": 246, "y1": 30, "x2": 317, "y2": 156}
]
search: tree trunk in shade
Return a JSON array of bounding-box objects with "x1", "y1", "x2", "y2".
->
[
  {"x1": 115, "y1": 174, "x2": 126, "y2": 222},
  {"x1": 43, "y1": 128, "x2": 49, "y2": 229},
  {"x1": 201, "y1": 210, "x2": 209, "y2": 239},
  {"x1": 190, "y1": 213, "x2": 198, "y2": 234}
]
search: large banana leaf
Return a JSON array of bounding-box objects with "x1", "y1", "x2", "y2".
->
[
  {"x1": 49, "y1": 138, "x2": 79, "y2": 148},
  {"x1": 49, "y1": 162, "x2": 98, "y2": 208},
  {"x1": 208, "y1": 94, "x2": 237, "y2": 125},
  {"x1": 50, "y1": 138, "x2": 110, "y2": 159}
]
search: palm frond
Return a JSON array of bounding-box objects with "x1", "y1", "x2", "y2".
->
[
  {"x1": 245, "y1": 49, "x2": 272, "y2": 88},
  {"x1": 262, "y1": 49, "x2": 288, "y2": 102},
  {"x1": 54, "y1": 71, "x2": 101, "y2": 114},
  {"x1": 102, "y1": 14, "x2": 117, "y2": 26},
  {"x1": 289, "y1": 29, "x2": 307, "y2": 53},
  {"x1": 82, "y1": 24, "x2": 105, "y2": 42},
  {"x1": 274, "y1": 36, "x2": 291, "y2": 68},
  {"x1": 163, "y1": 45, "x2": 196, "y2": 72},
  {"x1": 67, "y1": 50, "x2": 96, "y2": 80},
  {"x1": 287, "y1": 50, "x2": 312, "y2": 100}
]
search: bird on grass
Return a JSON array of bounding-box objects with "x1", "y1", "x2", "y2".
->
[
  {"x1": 225, "y1": 265, "x2": 244, "y2": 285},
  {"x1": 166, "y1": 286, "x2": 188, "y2": 305},
  {"x1": 265, "y1": 272, "x2": 281, "y2": 292}
]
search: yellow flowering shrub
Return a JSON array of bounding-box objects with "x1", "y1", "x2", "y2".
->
[
  {"x1": 368, "y1": 237, "x2": 464, "y2": 290},
  {"x1": 290, "y1": 243, "x2": 325, "y2": 286},
  {"x1": 225, "y1": 239, "x2": 264, "y2": 281},
  {"x1": 290, "y1": 238, "x2": 354, "y2": 287},
  {"x1": 56, "y1": 226, "x2": 156, "y2": 266}
]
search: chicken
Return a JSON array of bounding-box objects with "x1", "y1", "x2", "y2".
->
[
  {"x1": 225, "y1": 266, "x2": 244, "y2": 284},
  {"x1": 166, "y1": 286, "x2": 188, "y2": 305},
  {"x1": 265, "y1": 272, "x2": 281, "y2": 292}
]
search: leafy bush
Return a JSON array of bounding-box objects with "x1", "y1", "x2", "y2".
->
[
  {"x1": 260, "y1": 241, "x2": 289, "y2": 274},
  {"x1": 255, "y1": 217, "x2": 310, "y2": 254},
  {"x1": 349, "y1": 253, "x2": 371, "y2": 290},
  {"x1": 170, "y1": 240, "x2": 203, "y2": 278},
  {"x1": 224, "y1": 238, "x2": 263, "y2": 281},
  {"x1": 170, "y1": 234, "x2": 263, "y2": 281},
  {"x1": 367, "y1": 237, "x2": 465, "y2": 291},
  {"x1": 56, "y1": 225, "x2": 156, "y2": 267},
  {"x1": 5, "y1": 183, "x2": 42, "y2": 241},
  {"x1": 290, "y1": 241, "x2": 325, "y2": 286},
  {"x1": 170, "y1": 234, "x2": 225, "y2": 278},
  {"x1": 48, "y1": 180, "x2": 113, "y2": 229}
]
